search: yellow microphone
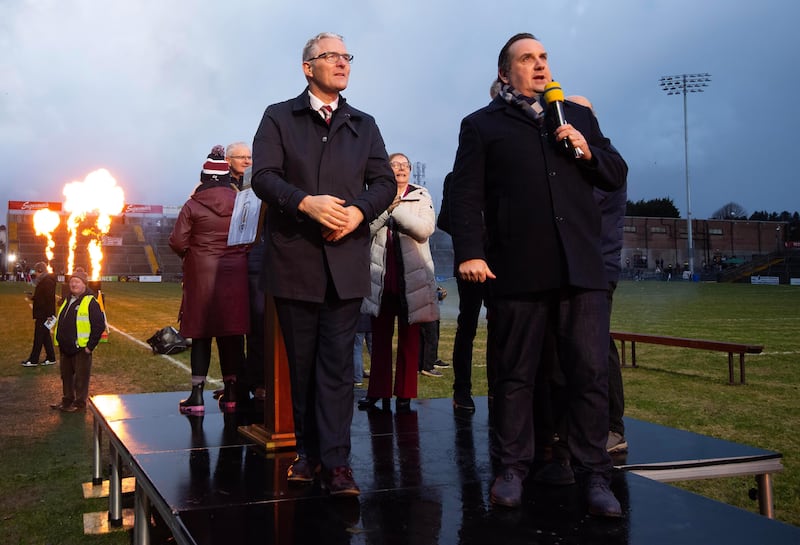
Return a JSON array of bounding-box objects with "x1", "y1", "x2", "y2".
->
[{"x1": 543, "y1": 81, "x2": 584, "y2": 158}]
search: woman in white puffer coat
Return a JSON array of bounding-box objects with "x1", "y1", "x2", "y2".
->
[{"x1": 358, "y1": 153, "x2": 439, "y2": 412}]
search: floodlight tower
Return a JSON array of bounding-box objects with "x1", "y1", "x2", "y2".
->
[{"x1": 659, "y1": 73, "x2": 711, "y2": 277}]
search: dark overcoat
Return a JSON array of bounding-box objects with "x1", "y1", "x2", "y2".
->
[
  {"x1": 32, "y1": 272, "x2": 56, "y2": 319},
  {"x1": 251, "y1": 89, "x2": 396, "y2": 303},
  {"x1": 449, "y1": 96, "x2": 628, "y2": 296},
  {"x1": 169, "y1": 185, "x2": 249, "y2": 338}
]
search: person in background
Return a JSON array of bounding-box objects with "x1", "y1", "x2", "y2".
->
[
  {"x1": 359, "y1": 153, "x2": 438, "y2": 413},
  {"x1": 448, "y1": 33, "x2": 627, "y2": 515},
  {"x1": 50, "y1": 269, "x2": 105, "y2": 412},
  {"x1": 596, "y1": 183, "x2": 628, "y2": 454},
  {"x1": 251, "y1": 32, "x2": 396, "y2": 496},
  {"x1": 226, "y1": 141, "x2": 252, "y2": 190},
  {"x1": 563, "y1": 95, "x2": 629, "y2": 454},
  {"x1": 170, "y1": 145, "x2": 249, "y2": 415},
  {"x1": 227, "y1": 141, "x2": 267, "y2": 404},
  {"x1": 437, "y1": 171, "x2": 488, "y2": 413},
  {"x1": 418, "y1": 286, "x2": 448, "y2": 378},
  {"x1": 22, "y1": 261, "x2": 57, "y2": 367},
  {"x1": 353, "y1": 312, "x2": 373, "y2": 387}
]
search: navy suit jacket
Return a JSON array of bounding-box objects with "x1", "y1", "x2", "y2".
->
[
  {"x1": 449, "y1": 96, "x2": 627, "y2": 296},
  {"x1": 252, "y1": 89, "x2": 396, "y2": 302}
]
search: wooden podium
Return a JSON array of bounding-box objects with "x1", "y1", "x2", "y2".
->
[{"x1": 238, "y1": 293, "x2": 296, "y2": 451}]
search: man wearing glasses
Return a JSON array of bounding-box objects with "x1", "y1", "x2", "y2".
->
[
  {"x1": 252, "y1": 32, "x2": 395, "y2": 496},
  {"x1": 226, "y1": 142, "x2": 252, "y2": 189}
]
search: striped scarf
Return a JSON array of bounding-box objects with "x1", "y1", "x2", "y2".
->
[{"x1": 496, "y1": 83, "x2": 545, "y2": 123}]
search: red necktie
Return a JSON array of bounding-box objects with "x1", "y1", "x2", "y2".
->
[{"x1": 321, "y1": 105, "x2": 332, "y2": 125}]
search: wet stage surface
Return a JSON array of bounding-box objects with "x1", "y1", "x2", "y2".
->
[{"x1": 90, "y1": 393, "x2": 799, "y2": 544}]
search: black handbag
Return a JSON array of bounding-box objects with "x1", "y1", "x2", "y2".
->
[{"x1": 146, "y1": 326, "x2": 190, "y2": 355}]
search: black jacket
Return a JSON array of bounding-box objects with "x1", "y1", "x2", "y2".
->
[
  {"x1": 251, "y1": 89, "x2": 396, "y2": 302},
  {"x1": 449, "y1": 96, "x2": 627, "y2": 295},
  {"x1": 31, "y1": 272, "x2": 56, "y2": 319}
]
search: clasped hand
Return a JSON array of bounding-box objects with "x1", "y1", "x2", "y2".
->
[{"x1": 299, "y1": 194, "x2": 364, "y2": 242}]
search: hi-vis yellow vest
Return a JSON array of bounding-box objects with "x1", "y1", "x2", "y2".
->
[{"x1": 54, "y1": 295, "x2": 108, "y2": 347}]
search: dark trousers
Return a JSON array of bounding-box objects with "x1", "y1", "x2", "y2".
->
[
  {"x1": 59, "y1": 349, "x2": 92, "y2": 408},
  {"x1": 607, "y1": 282, "x2": 625, "y2": 435},
  {"x1": 190, "y1": 336, "x2": 244, "y2": 380},
  {"x1": 452, "y1": 277, "x2": 484, "y2": 396},
  {"x1": 491, "y1": 288, "x2": 611, "y2": 477},
  {"x1": 369, "y1": 293, "x2": 420, "y2": 399},
  {"x1": 244, "y1": 271, "x2": 266, "y2": 392},
  {"x1": 274, "y1": 294, "x2": 360, "y2": 469},
  {"x1": 29, "y1": 318, "x2": 56, "y2": 363},
  {"x1": 418, "y1": 320, "x2": 439, "y2": 372},
  {"x1": 534, "y1": 282, "x2": 625, "y2": 462}
]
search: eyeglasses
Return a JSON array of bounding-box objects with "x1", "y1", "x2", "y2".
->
[
  {"x1": 390, "y1": 161, "x2": 411, "y2": 170},
  {"x1": 305, "y1": 52, "x2": 354, "y2": 64},
  {"x1": 229, "y1": 155, "x2": 252, "y2": 160}
]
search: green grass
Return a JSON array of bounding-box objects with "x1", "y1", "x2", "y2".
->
[{"x1": 0, "y1": 280, "x2": 798, "y2": 543}]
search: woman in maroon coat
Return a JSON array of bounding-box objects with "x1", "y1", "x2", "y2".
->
[{"x1": 169, "y1": 145, "x2": 249, "y2": 413}]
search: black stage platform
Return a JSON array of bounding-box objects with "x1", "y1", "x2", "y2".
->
[{"x1": 88, "y1": 392, "x2": 798, "y2": 545}]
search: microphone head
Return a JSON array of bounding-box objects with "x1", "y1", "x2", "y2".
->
[{"x1": 543, "y1": 81, "x2": 565, "y2": 104}]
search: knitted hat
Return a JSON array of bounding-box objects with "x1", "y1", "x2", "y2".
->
[
  {"x1": 200, "y1": 145, "x2": 230, "y2": 183},
  {"x1": 71, "y1": 268, "x2": 89, "y2": 286}
]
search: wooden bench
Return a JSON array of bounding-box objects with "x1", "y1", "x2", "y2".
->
[{"x1": 611, "y1": 331, "x2": 764, "y2": 384}]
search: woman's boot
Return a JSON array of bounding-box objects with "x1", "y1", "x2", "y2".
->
[
  {"x1": 179, "y1": 382, "x2": 205, "y2": 414},
  {"x1": 220, "y1": 380, "x2": 237, "y2": 412}
]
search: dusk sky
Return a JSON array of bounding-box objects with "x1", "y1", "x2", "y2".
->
[{"x1": 2, "y1": 0, "x2": 798, "y2": 222}]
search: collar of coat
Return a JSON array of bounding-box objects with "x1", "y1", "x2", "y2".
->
[
  {"x1": 485, "y1": 95, "x2": 536, "y2": 121},
  {"x1": 291, "y1": 88, "x2": 361, "y2": 136},
  {"x1": 398, "y1": 183, "x2": 426, "y2": 202}
]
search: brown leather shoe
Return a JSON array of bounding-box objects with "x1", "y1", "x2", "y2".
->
[
  {"x1": 323, "y1": 466, "x2": 360, "y2": 497},
  {"x1": 287, "y1": 456, "x2": 319, "y2": 483}
]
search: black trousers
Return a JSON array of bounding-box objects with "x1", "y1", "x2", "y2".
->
[
  {"x1": 491, "y1": 288, "x2": 611, "y2": 478},
  {"x1": 190, "y1": 336, "x2": 244, "y2": 380},
  {"x1": 418, "y1": 320, "x2": 440, "y2": 372},
  {"x1": 607, "y1": 282, "x2": 625, "y2": 435},
  {"x1": 28, "y1": 318, "x2": 56, "y2": 363},
  {"x1": 452, "y1": 277, "x2": 485, "y2": 395},
  {"x1": 274, "y1": 293, "x2": 361, "y2": 469}
]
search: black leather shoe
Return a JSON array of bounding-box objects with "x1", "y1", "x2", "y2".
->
[
  {"x1": 322, "y1": 466, "x2": 360, "y2": 497},
  {"x1": 490, "y1": 468, "x2": 524, "y2": 507},
  {"x1": 287, "y1": 455, "x2": 319, "y2": 483},
  {"x1": 357, "y1": 396, "x2": 389, "y2": 411},
  {"x1": 396, "y1": 398, "x2": 411, "y2": 412},
  {"x1": 586, "y1": 474, "x2": 622, "y2": 517},
  {"x1": 453, "y1": 392, "x2": 476, "y2": 413},
  {"x1": 357, "y1": 396, "x2": 378, "y2": 410}
]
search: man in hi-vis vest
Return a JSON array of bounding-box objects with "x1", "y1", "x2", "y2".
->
[{"x1": 51, "y1": 268, "x2": 105, "y2": 413}]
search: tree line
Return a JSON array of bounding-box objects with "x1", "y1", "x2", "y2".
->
[{"x1": 625, "y1": 198, "x2": 799, "y2": 241}]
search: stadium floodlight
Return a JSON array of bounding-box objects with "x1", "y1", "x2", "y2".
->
[{"x1": 659, "y1": 73, "x2": 711, "y2": 276}]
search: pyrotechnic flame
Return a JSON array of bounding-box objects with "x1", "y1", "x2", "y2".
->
[
  {"x1": 32, "y1": 208, "x2": 60, "y2": 273},
  {"x1": 62, "y1": 169, "x2": 125, "y2": 280}
]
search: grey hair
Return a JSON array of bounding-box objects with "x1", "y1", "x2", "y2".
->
[
  {"x1": 226, "y1": 141, "x2": 250, "y2": 156},
  {"x1": 302, "y1": 32, "x2": 345, "y2": 61},
  {"x1": 388, "y1": 152, "x2": 410, "y2": 163}
]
